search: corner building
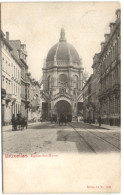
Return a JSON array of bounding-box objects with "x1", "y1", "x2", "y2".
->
[{"x1": 42, "y1": 29, "x2": 83, "y2": 120}]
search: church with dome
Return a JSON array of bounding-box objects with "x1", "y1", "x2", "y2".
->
[{"x1": 42, "y1": 28, "x2": 84, "y2": 121}]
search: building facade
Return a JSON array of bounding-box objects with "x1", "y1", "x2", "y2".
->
[
  {"x1": 82, "y1": 53, "x2": 101, "y2": 123},
  {"x1": 42, "y1": 29, "x2": 84, "y2": 120},
  {"x1": 98, "y1": 9, "x2": 121, "y2": 125},
  {"x1": 1, "y1": 31, "x2": 41, "y2": 125},
  {"x1": 9, "y1": 40, "x2": 30, "y2": 118},
  {"x1": 82, "y1": 75, "x2": 95, "y2": 123},
  {"x1": 27, "y1": 73, "x2": 41, "y2": 122},
  {"x1": 91, "y1": 53, "x2": 101, "y2": 121},
  {"x1": 82, "y1": 9, "x2": 121, "y2": 126},
  {"x1": 1, "y1": 31, "x2": 21, "y2": 125}
]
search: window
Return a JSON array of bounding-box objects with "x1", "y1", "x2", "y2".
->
[
  {"x1": 6, "y1": 79, "x2": 8, "y2": 93},
  {"x1": 18, "y1": 86, "x2": 20, "y2": 97},
  {"x1": 115, "y1": 42, "x2": 117, "y2": 57},
  {"x1": 14, "y1": 83, "x2": 15, "y2": 95},
  {"x1": 9, "y1": 64, "x2": 10, "y2": 75},
  {"x1": 47, "y1": 76, "x2": 51, "y2": 90},
  {"x1": 6, "y1": 61, "x2": 7, "y2": 73},
  {"x1": 16, "y1": 68, "x2": 17, "y2": 78},
  {"x1": 114, "y1": 44, "x2": 116, "y2": 58},
  {"x1": 2, "y1": 76, "x2": 4, "y2": 88},
  {"x1": 14, "y1": 66, "x2": 15, "y2": 77},
  {"x1": 9, "y1": 81, "x2": 11, "y2": 94},
  {"x1": 2, "y1": 58, "x2": 4, "y2": 71},
  {"x1": 110, "y1": 49, "x2": 112, "y2": 64},
  {"x1": 11, "y1": 82, "x2": 13, "y2": 94},
  {"x1": 74, "y1": 75, "x2": 78, "y2": 89},
  {"x1": 103, "y1": 58, "x2": 106, "y2": 70},
  {"x1": 18, "y1": 70, "x2": 19, "y2": 80},
  {"x1": 11, "y1": 63, "x2": 13, "y2": 76},
  {"x1": 118, "y1": 36, "x2": 120, "y2": 54}
]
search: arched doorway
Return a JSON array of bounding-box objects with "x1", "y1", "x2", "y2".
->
[{"x1": 54, "y1": 100, "x2": 72, "y2": 121}]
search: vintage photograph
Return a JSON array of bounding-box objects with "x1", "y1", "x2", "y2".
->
[{"x1": 1, "y1": 2, "x2": 121, "y2": 193}]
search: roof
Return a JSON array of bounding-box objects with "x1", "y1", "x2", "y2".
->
[
  {"x1": 46, "y1": 29, "x2": 80, "y2": 67},
  {"x1": 1, "y1": 31, "x2": 13, "y2": 51},
  {"x1": 9, "y1": 40, "x2": 28, "y2": 68}
]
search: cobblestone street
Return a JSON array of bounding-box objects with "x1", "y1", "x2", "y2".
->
[{"x1": 2, "y1": 122, "x2": 121, "y2": 154}]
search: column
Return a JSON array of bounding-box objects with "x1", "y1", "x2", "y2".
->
[
  {"x1": 53, "y1": 68, "x2": 57, "y2": 87},
  {"x1": 79, "y1": 70, "x2": 83, "y2": 90}
]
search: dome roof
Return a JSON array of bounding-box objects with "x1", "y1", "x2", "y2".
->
[{"x1": 46, "y1": 29, "x2": 80, "y2": 66}]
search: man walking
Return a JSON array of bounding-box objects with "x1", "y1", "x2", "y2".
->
[{"x1": 98, "y1": 116, "x2": 101, "y2": 126}]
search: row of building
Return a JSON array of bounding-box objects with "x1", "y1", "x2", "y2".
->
[
  {"x1": 81, "y1": 9, "x2": 121, "y2": 126},
  {"x1": 1, "y1": 31, "x2": 41, "y2": 125}
]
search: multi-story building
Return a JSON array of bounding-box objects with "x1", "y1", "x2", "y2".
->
[
  {"x1": 98, "y1": 9, "x2": 121, "y2": 125},
  {"x1": 1, "y1": 31, "x2": 21, "y2": 125},
  {"x1": 1, "y1": 30, "x2": 41, "y2": 125},
  {"x1": 91, "y1": 53, "x2": 101, "y2": 121},
  {"x1": 82, "y1": 75, "x2": 94, "y2": 123},
  {"x1": 9, "y1": 39, "x2": 30, "y2": 117},
  {"x1": 82, "y1": 9, "x2": 121, "y2": 126},
  {"x1": 27, "y1": 73, "x2": 41, "y2": 122},
  {"x1": 82, "y1": 54, "x2": 101, "y2": 124}
]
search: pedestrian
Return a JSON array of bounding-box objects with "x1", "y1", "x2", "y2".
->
[
  {"x1": 11, "y1": 114, "x2": 16, "y2": 131},
  {"x1": 109, "y1": 118, "x2": 113, "y2": 126},
  {"x1": 95, "y1": 118, "x2": 98, "y2": 124},
  {"x1": 98, "y1": 116, "x2": 101, "y2": 126}
]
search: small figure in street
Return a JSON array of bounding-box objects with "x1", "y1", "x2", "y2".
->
[
  {"x1": 17, "y1": 113, "x2": 22, "y2": 130},
  {"x1": 95, "y1": 118, "x2": 98, "y2": 124},
  {"x1": 98, "y1": 116, "x2": 101, "y2": 126},
  {"x1": 109, "y1": 118, "x2": 113, "y2": 126},
  {"x1": 57, "y1": 115, "x2": 59, "y2": 124},
  {"x1": 11, "y1": 114, "x2": 16, "y2": 131}
]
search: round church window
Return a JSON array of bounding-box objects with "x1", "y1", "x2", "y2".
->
[{"x1": 59, "y1": 74, "x2": 68, "y2": 83}]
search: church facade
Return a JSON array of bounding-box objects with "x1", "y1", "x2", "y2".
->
[{"x1": 42, "y1": 29, "x2": 84, "y2": 121}]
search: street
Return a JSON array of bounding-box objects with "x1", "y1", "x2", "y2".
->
[{"x1": 2, "y1": 122, "x2": 121, "y2": 154}]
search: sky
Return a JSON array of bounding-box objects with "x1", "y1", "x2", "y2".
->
[{"x1": 1, "y1": 2, "x2": 120, "y2": 81}]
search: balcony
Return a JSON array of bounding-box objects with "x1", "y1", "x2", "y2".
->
[
  {"x1": 26, "y1": 98, "x2": 30, "y2": 104},
  {"x1": 4, "y1": 93, "x2": 12, "y2": 102}
]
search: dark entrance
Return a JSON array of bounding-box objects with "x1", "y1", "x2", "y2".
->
[{"x1": 54, "y1": 100, "x2": 72, "y2": 122}]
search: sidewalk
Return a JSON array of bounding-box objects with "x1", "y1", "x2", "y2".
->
[
  {"x1": 84, "y1": 122, "x2": 120, "y2": 130},
  {"x1": 1, "y1": 121, "x2": 45, "y2": 132}
]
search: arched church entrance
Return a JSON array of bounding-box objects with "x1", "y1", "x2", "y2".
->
[{"x1": 54, "y1": 100, "x2": 72, "y2": 122}]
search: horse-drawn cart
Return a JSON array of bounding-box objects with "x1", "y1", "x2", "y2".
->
[
  {"x1": 59, "y1": 114, "x2": 67, "y2": 125},
  {"x1": 11, "y1": 113, "x2": 28, "y2": 131}
]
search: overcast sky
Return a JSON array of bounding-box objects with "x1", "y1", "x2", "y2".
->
[{"x1": 1, "y1": 2, "x2": 120, "y2": 81}]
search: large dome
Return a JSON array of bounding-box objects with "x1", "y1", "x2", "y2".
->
[{"x1": 46, "y1": 29, "x2": 80, "y2": 67}]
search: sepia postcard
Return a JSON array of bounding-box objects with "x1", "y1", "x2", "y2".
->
[{"x1": 1, "y1": 1, "x2": 121, "y2": 193}]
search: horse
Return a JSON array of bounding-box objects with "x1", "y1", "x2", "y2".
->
[
  {"x1": 59, "y1": 114, "x2": 67, "y2": 126},
  {"x1": 51, "y1": 115, "x2": 57, "y2": 123}
]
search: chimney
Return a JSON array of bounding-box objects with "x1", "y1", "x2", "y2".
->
[
  {"x1": 109, "y1": 23, "x2": 115, "y2": 31},
  {"x1": 116, "y1": 9, "x2": 121, "y2": 19},
  {"x1": 6, "y1": 32, "x2": 9, "y2": 40},
  {"x1": 101, "y1": 42, "x2": 105, "y2": 50},
  {"x1": 104, "y1": 34, "x2": 109, "y2": 42},
  {"x1": 93, "y1": 54, "x2": 99, "y2": 63}
]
